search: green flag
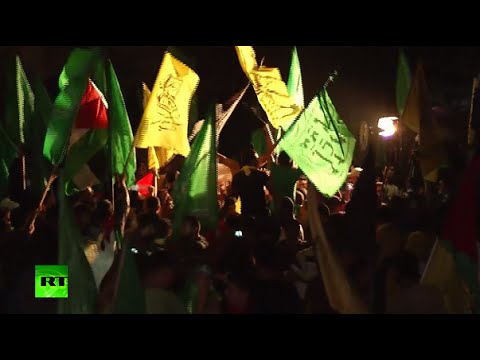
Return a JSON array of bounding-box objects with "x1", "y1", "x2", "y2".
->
[
  {"x1": 396, "y1": 49, "x2": 412, "y2": 116},
  {"x1": 287, "y1": 47, "x2": 305, "y2": 111},
  {"x1": 3, "y1": 55, "x2": 35, "y2": 149},
  {"x1": 173, "y1": 107, "x2": 218, "y2": 237},
  {"x1": 251, "y1": 127, "x2": 268, "y2": 156},
  {"x1": 43, "y1": 48, "x2": 102, "y2": 166},
  {"x1": 57, "y1": 171, "x2": 98, "y2": 314},
  {"x1": 113, "y1": 231, "x2": 146, "y2": 314},
  {"x1": 62, "y1": 57, "x2": 110, "y2": 195},
  {"x1": 277, "y1": 47, "x2": 305, "y2": 151},
  {"x1": 0, "y1": 126, "x2": 18, "y2": 198},
  {"x1": 105, "y1": 61, "x2": 136, "y2": 187},
  {"x1": 29, "y1": 79, "x2": 52, "y2": 199},
  {"x1": 279, "y1": 89, "x2": 356, "y2": 197}
]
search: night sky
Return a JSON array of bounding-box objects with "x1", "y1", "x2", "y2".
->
[{"x1": 1, "y1": 46, "x2": 479, "y2": 158}]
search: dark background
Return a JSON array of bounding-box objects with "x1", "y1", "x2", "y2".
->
[{"x1": 0, "y1": 46, "x2": 478, "y2": 159}]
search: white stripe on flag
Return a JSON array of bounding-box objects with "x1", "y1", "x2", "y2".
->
[
  {"x1": 73, "y1": 163, "x2": 101, "y2": 189},
  {"x1": 188, "y1": 83, "x2": 250, "y2": 143},
  {"x1": 69, "y1": 128, "x2": 89, "y2": 146}
]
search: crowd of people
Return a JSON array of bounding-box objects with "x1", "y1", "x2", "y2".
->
[{"x1": 0, "y1": 141, "x2": 466, "y2": 314}]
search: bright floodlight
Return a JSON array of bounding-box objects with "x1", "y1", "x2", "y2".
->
[{"x1": 378, "y1": 117, "x2": 398, "y2": 138}]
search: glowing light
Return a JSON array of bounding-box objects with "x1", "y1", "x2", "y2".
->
[{"x1": 378, "y1": 117, "x2": 398, "y2": 138}]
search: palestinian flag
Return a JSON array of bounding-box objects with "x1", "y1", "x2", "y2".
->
[
  {"x1": 63, "y1": 79, "x2": 109, "y2": 194},
  {"x1": 421, "y1": 156, "x2": 480, "y2": 313},
  {"x1": 136, "y1": 171, "x2": 154, "y2": 198}
]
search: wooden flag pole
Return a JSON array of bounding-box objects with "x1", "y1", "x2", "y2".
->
[
  {"x1": 28, "y1": 110, "x2": 78, "y2": 234},
  {"x1": 21, "y1": 154, "x2": 26, "y2": 191}
]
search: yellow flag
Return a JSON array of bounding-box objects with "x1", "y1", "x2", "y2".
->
[
  {"x1": 307, "y1": 183, "x2": 368, "y2": 314},
  {"x1": 142, "y1": 82, "x2": 151, "y2": 109},
  {"x1": 235, "y1": 46, "x2": 258, "y2": 75},
  {"x1": 142, "y1": 83, "x2": 175, "y2": 170},
  {"x1": 235, "y1": 46, "x2": 302, "y2": 129},
  {"x1": 401, "y1": 62, "x2": 444, "y2": 182},
  {"x1": 135, "y1": 52, "x2": 199, "y2": 157},
  {"x1": 421, "y1": 240, "x2": 473, "y2": 313}
]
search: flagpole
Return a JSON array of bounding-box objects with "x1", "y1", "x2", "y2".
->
[
  {"x1": 21, "y1": 153, "x2": 26, "y2": 191},
  {"x1": 28, "y1": 103, "x2": 80, "y2": 233},
  {"x1": 111, "y1": 230, "x2": 129, "y2": 313}
]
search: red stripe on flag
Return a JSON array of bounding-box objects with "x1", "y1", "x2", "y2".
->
[
  {"x1": 441, "y1": 157, "x2": 480, "y2": 261},
  {"x1": 75, "y1": 80, "x2": 108, "y2": 129}
]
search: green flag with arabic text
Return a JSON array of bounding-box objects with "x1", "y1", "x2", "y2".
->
[{"x1": 279, "y1": 89, "x2": 356, "y2": 197}]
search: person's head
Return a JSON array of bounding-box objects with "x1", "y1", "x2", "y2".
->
[
  {"x1": 181, "y1": 216, "x2": 201, "y2": 238},
  {"x1": 146, "y1": 196, "x2": 161, "y2": 216},
  {"x1": 391, "y1": 251, "x2": 420, "y2": 288},
  {"x1": 278, "y1": 151, "x2": 293, "y2": 167},
  {"x1": 78, "y1": 187, "x2": 96, "y2": 208},
  {"x1": 297, "y1": 176, "x2": 308, "y2": 192},
  {"x1": 240, "y1": 148, "x2": 258, "y2": 167},
  {"x1": 165, "y1": 171, "x2": 177, "y2": 189},
  {"x1": 254, "y1": 238, "x2": 280, "y2": 275},
  {"x1": 222, "y1": 197, "x2": 237, "y2": 218},
  {"x1": 0, "y1": 207, "x2": 12, "y2": 232},
  {"x1": 438, "y1": 178, "x2": 450, "y2": 197},
  {"x1": 159, "y1": 190, "x2": 174, "y2": 217},
  {"x1": 140, "y1": 251, "x2": 177, "y2": 289},
  {"x1": 94, "y1": 199, "x2": 113, "y2": 224},
  {"x1": 73, "y1": 203, "x2": 92, "y2": 231},
  {"x1": 225, "y1": 272, "x2": 253, "y2": 312},
  {"x1": 137, "y1": 162, "x2": 148, "y2": 177},
  {"x1": 386, "y1": 165, "x2": 395, "y2": 180},
  {"x1": 280, "y1": 196, "x2": 295, "y2": 219}
]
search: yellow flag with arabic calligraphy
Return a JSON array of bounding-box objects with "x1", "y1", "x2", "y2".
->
[
  {"x1": 235, "y1": 46, "x2": 302, "y2": 129},
  {"x1": 142, "y1": 83, "x2": 175, "y2": 170},
  {"x1": 135, "y1": 52, "x2": 199, "y2": 157},
  {"x1": 236, "y1": 46, "x2": 258, "y2": 75}
]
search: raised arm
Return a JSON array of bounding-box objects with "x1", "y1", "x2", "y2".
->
[{"x1": 217, "y1": 153, "x2": 241, "y2": 175}]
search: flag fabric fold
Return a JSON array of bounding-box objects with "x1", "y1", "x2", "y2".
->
[
  {"x1": 141, "y1": 83, "x2": 174, "y2": 171},
  {"x1": 235, "y1": 46, "x2": 302, "y2": 129},
  {"x1": 287, "y1": 47, "x2": 305, "y2": 113},
  {"x1": 43, "y1": 48, "x2": 102, "y2": 166},
  {"x1": 307, "y1": 182, "x2": 368, "y2": 314},
  {"x1": 29, "y1": 79, "x2": 52, "y2": 198},
  {"x1": 401, "y1": 62, "x2": 444, "y2": 182},
  {"x1": 113, "y1": 230, "x2": 146, "y2": 314},
  {"x1": 4, "y1": 55, "x2": 35, "y2": 149},
  {"x1": 134, "y1": 52, "x2": 200, "y2": 157},
  {"x1": 0, "y1": 126, "x2": 18, "y2": 198},
  {"x1": 279, "y1": 89, "x2": 356, "y2": 197},
  {"x1": 106, "y1": 61, "x2": 136, "y2": 187},
  {"x1": 57, "y1": 171, "x2": 98, "y2": 314},
  {"x1": 172, "y1": 107, "x2": 218, "y2": 238}
]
